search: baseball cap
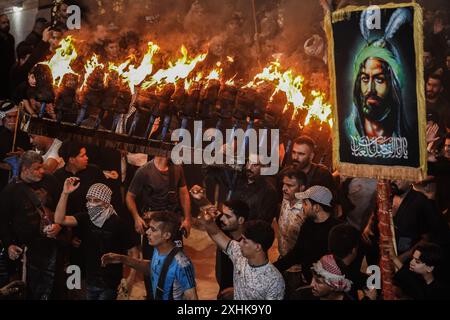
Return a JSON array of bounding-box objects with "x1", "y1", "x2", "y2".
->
[{"x1": 295, "y1": 185, "x2": 333, "y2": 207}]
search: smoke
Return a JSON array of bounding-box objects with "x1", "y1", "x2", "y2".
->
[{"x1": 67, "y1": 0, "x2": 330, "y2": 81}]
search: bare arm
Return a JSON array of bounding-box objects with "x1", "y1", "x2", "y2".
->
[
  {"x1": 101, "y1": 253, "x2": 151, "y2": 276},
  {"x1": 54, "y1": 178, "x2": 80, "y2": 227},
  {"x1": 179, "y1": 186, "x2": 192, "y2": 237},
  {"x1": 126, "y1": 191, "x2": 141, "y2": 221},
  {"x1": 126, "y1": 191, "x2": 147, "y2": 235},
  {"x1": 183, "y1": 287, "x2": 198, "y2": 300},
  {"x1": 200, "y1": 208, "x2": 232, "y2": 252}
]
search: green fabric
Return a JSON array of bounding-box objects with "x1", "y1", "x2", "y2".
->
[{"x1": 353, "y1": 44, "x2": 404, "y2": 86}]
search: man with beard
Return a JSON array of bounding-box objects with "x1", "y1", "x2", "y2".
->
[
  {"x1": 344, "y1": 29, "x2": 414, "y2": 163},
  {"x1": 230, "y1": 154, "x2": 279, "y2": 224},
  {"x1": 274, "y1": 186, "x2": 341, "y2": 286},
  {"x1": 276, "y1": 167, "x2": 307, "y2": 299},
  {"x1": 345, "y1": 54, "x2": 406, "y2": 141},
  {"x1": 290, "y1": 136, "x2": 336, "y2": 195},
  {"x1": 426, "y1": 74, "x2": 449, "y2": 130},
  {"x1": 362, "y1": 180, "x2": 450, "y2": 265},
  {"x1": 0, "y1": 14, "x2": 15, "y2": 100}
]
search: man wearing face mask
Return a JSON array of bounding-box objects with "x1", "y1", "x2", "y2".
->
[
  {"x1": 362, "y1": 179, "x2": 450, "y2": 265},
  {"x1": 54, "y1": 180, "x2": 137, "y2": 300}
]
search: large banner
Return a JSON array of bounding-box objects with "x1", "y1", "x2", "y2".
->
[{"x1": 326, "y1": 3, "x2": 427, "y2": 181}]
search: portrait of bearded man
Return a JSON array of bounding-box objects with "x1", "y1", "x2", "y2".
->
[{"x1": 345, "y1": 43, "x2": 407, "y2": 141}]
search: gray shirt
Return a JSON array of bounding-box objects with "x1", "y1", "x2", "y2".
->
[{"x1": 128, "y1": 160, "x2": 186, "y2": 213}]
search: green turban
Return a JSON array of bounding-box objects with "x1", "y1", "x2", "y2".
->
[{"x1": 353, "y1": 43, "x2": 404, "y2": 87}]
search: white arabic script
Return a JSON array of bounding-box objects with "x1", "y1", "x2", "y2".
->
[{"x1": 350, "y1": 136, "x2": 408, "y2": 159}]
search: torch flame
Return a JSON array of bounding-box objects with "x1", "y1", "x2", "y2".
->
[
  {"x1": 304, "y1": 91, "x2": 333, "y2": 127},
  {"x1": 80, "y1": 54, "x2": 104, "y2": 90},
  {"x1": 121, "y1": 42, "x2": 159, "y2": 93},
  {"x1": 143, "y1": 45, "x2": 207, "y2": 89},
  {"x1": 42, "y1": 36, "x2": 78, "y2": 87}
]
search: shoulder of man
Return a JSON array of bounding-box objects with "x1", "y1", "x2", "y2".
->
[{"x1": 173, "y1": 250, "x2": 193, "y2": 269}]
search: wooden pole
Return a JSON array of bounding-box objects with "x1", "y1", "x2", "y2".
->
[
  {"x1": 251, "y1": 0, "x2": 262, "y2": 68},
  {"x1": 376, "y1": 179, "x2": 397, "y2": 300}
]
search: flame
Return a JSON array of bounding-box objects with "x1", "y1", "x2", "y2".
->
[
  {"x1": 184, "y1": 79, "x2": 192, "y2": 90},
  {"x1": 248, "y1": 61, "x2": 305, "y2": 110},
  {"x1": 42, "y1": 36, "x2": 78, "y2": 87},
  {"x1": 225, "y1": 74, "x2": 237, "y2": 86},
  {"x1": 227, "y1": 56, "x2": 234, "y2": 63},
  {"x1": 121, "y1": 42, "x2": 159, "y2": 94},
  {"x1": 142, "y1": 45, "x2": 207, "y2": 89},
  {"x1": 206, "y1": 68, "x2": 222, "y2": 81},
  {"x1": 80, "y1": 54, "x2": 104, "y2": 90},
  {"x1": 304, "y1": 91, "x2": 333, "y2": 126}
]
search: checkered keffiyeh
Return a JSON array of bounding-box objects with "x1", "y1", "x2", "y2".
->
[
  {"x1": 86, "y1": 183, "x2": 112, "y2": 204},
  {"x1": 0, "y1": 101, "x2": 18, "y2": 120},
  {"x1": 312, "y1": 255, "x2": 352, "y2": 292}
]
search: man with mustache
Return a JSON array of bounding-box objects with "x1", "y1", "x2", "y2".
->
[
  {"x1": 346, "y1": 55, "x2": 405, "y2": 140},
  {"x1": 426, "y1": 74, "x2": 449, "y2": 130},
  {"x1": 290, "y1": 136, "x2": 336, "y2": 194}
]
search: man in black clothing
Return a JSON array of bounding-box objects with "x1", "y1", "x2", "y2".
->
[
  {"x1": 9, "y1": 27, "x2": 52, "y2": 98},
  {"x1": 274, "y1": 185, "x2": 341, "y2": 285},
  {"x1": 290, "y1": 136, "x2": 336, "y2": 195},
  {"x1": 0, "y1": 101, "x2": 33, "y2": 190},
  {"x1": 363, "y1": 180, "x2": 450, "y2": 265},
  {"x1": 386, "y1": 242, "x2": 448, "y2": 300},
  {"x1": 231, "y1": 155, "x2": 279, "y2": 224},
  {"x1": 0, "y1": 14, "x2": 15, "y2": 100},
  {"x1": 54, "y1": 142, "x2": 106, "y2": 214},
  {"x1": 426, "y1": 74, "x2": 449, "y2": 130},
  {"x1": 55, "y1": 179, "x2": 137, "y2": 300},
  {"x1": 0, "y1": 151, "x2": 62, "y2": 300},
  {"x1": 24, "y1": 18, "x2": 48, "y2": 48}
]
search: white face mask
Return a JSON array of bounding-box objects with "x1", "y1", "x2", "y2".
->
[{"x1": 86, "y1": 201, "x2": 116, "y2": 228}]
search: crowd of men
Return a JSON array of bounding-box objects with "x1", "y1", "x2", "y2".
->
[{"x1": 0, "y1": 1, "x2": 450, "y2": 300}]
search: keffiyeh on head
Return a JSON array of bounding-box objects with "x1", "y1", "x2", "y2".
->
[
  {"x1": 0, "y1": 101, "x2": 18, "y2": 120},
  {"x1": 312, "y1": 255, "x2": 353, "y2": 293},
  {"x1": 87, "y1": 183, "x2": 112, "y2": 204},
  {"x1": 86, "y1": 183, "x2": 117, "y2": 228}
]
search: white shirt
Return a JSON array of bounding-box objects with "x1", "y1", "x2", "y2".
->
[
  {"x1": 42, "y1": 138, "x2": 65, "y2": 170},
  {"x1": 277, "y1": 199, "x2": 304, "y2": 272},
  {"x1": 225, "y1": 241, "x2": 285, "y2": 300}
]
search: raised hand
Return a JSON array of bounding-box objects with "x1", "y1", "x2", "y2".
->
[
  {"x1": 63, "y1": 177, "x2": 80, "y2": 195},
  {"x1": 189, "y1": 185, "x2": 206, "y2": 201}
]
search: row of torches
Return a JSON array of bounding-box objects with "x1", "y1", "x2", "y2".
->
[{"x1": 31, "y1": 37, "x2": 332, "y2": 153}]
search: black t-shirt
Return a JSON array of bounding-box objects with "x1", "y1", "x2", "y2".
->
[
  {"x1": 53, "y1": 165, "x2": 107, "y2": 215},
  {"x1": 393, "y1": 190, "x2": 450, "y2": 254},
  {"x1": 394, "y1": 265, "x2": 448, "y2": 300},
  {"x1": 73, "y1": 213, "x2": 135, "y2": 288},
  {"x1": 231, "y1": 176, "x2": 279, "y2": 224},
  {"x1": 305, "y1": 163, "x2": 337, "y2": 197},
  {"x1": 274, "y1": 217, "x2": 341, "y2": 283},
  {"x1": 128, "y1": 160, "x2": 186, "y2": 213}
]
